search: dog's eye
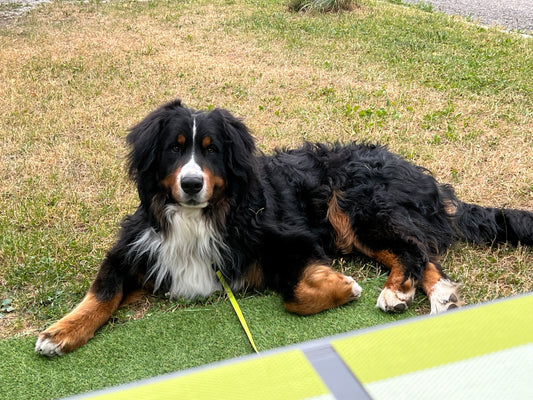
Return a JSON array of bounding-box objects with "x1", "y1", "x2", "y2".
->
[
  {"x1": 206, "y1": 145, "x2": 217, "y2": 154},
  {"x1": 170, "y1": 143, "x2": 182, "y2": 153}
]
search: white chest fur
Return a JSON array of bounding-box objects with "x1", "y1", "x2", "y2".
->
[{"x1": 129, "y1": 206, "x2": 226, "y2": 299}]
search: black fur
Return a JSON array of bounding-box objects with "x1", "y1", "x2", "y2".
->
[
  {"x1": 90, "y1": 99, "x2": 533, "y2": 305},
  {"x1": 36, "y1": 99, "x2": 533, "y2": 356}
]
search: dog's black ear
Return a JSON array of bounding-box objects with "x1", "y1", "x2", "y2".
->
[
  {"x1": 211, "y1": 108, "x2": 258, "y2": 192},
  {"x1": 126, "y1": 99, "x2": 184, "y2": 207}
]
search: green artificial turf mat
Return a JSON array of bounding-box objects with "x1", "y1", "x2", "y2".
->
[{"x1": 0, "y1": 278, "x2": 416, "y2": 400}]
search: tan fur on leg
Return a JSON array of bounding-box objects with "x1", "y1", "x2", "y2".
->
[
  {"x1": 35, "y1": 290, "x2": 122, "y2": 356},
  {"x1": 285, "y1": 264, "x2": 362, "y2": 315}
]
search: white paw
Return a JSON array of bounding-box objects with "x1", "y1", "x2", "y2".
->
[
  {"x1": 376, "y1": 286, "x2": 416, "y2": 312},
  {"x1": 429, "y1": 279, "x2": 462, "y2": 314},
  {"x1": 346, "y1": 276, "x2": 362, "y2": 299},
  {"x1": 35, "y1": 336, "x2": 64, "y2": 357}
]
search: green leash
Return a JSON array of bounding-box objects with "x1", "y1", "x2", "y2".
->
[{"x1": 216, "y1": 270, "x2": 259, "y2": 353}]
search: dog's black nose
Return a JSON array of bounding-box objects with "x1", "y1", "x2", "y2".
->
[{"x1": 181, "y1": 176, "x2": 204, "y2": 195}]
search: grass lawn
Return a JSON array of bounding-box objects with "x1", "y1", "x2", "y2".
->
[{"x1": 0, "y1": 0, "x2": 532, "y2": 398}]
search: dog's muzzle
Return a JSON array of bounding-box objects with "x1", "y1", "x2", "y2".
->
[{"x1": 181, "y1": 175, "x2": 204, "y2": 195}]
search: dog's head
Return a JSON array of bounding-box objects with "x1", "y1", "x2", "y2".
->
[{"x1": 127, "y1": 99, "x2": 257, "y2": 210}]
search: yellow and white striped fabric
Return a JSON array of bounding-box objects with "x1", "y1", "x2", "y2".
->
[{"x1": 333, "y1": 294, "x2": 533, "y2": 399}]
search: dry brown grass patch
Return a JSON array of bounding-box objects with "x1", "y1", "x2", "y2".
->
[{"x1": 1, "y1": 0, "x2": 532, "y2": 339}]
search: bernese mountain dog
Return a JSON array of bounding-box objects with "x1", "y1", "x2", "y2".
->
[{"x1": 36, "y1": 99, "x2": 533, "y2": 356}]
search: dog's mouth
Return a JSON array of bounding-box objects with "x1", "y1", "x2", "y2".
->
[{"x1": 179, "y1": 198, "x2": 209, "y2": 209}]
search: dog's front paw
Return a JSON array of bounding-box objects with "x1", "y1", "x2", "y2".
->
[
  {"x1": 35, "y1": 332, "x2": 65, "y2": 357},
  {"x1": 35, "y1": 320, "x2": 92, "y2": 357},
  {"x1": 376, "y1": 286, "x2": 416, "y2": 312}
]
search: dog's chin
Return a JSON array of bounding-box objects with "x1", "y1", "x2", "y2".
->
[{"x1": 178, "y1": 199, "x2": 209, "y2": 209}]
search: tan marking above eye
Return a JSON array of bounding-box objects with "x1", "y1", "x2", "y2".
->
[
  {"x1": 177, "y1": 134, "x2": 186, "y2": 145},
  {"x1": 202, "y1": 136, "x2": 212, "y2": 148}
]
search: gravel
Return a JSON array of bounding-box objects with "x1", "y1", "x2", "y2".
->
[
  {"x1": 400, "y1": 0, "x2": 533, "y2": 33},
  {"x1": 0, "y1": 0, "x2": 49, "y2": 27},
  {"x1": 1, "y1": 0, "x2": 531, "y2": 33}
]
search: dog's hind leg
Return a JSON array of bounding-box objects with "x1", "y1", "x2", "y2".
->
[
  {"x1": 362, "y1": 247, "x2": 463, "y2": 314},
  {"x1": 327, "y1": 191, "x2": 462, "y2": 314},
  {"x1": 421, "y1": 262, "x2": 463, "y2": 314},
  {"x1": 371, "y1": 250, "x2": 419, "y2": 312},
  {"x1": 327, "y1": 193, "x2": 418, "y2": 312},
  {"x1": 284, "y1": 263, "x2": 362, "y2": 315}
]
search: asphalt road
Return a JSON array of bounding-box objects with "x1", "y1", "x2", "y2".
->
[{"x1": 401, "y1": 0, "x2": 533, "y2": 32}]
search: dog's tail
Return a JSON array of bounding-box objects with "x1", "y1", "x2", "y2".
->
[
  {"x1": 453, "y1": 201, "x2": 533, "y2": 246},
  {"x1": 439, "y1": 184, "x2": 533, "y2": 246}
]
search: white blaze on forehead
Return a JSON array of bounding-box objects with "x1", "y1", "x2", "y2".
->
[
  {"x1": 179, "y1": 115, "x2": 202, "y2": 178},
  {"x1": 192, "y1": 114, "x2": 198, "y2": 144},
  {"x1": 180, "y1": 156, "x2": 202, "y2": 177}
]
